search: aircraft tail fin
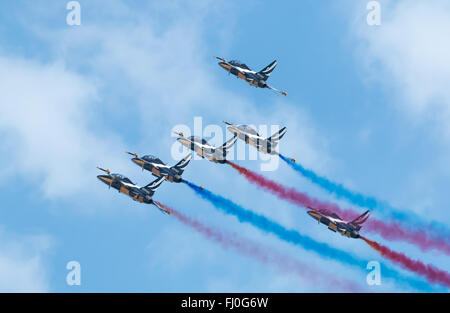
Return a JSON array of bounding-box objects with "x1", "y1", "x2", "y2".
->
[
  {"x1": 218, "y1": 134, "x2": 238, "y2": 157},
  {"x1": 258, "y1": 60, "x2": 277, "y2": 80},
  {"x1": 267, "y1": 127, "x2": 287, "y2": 146},
  {"x1": 142, "y1": 176, "x2": 165, "y2": 195},
  {"x1": 172, "y1": 154, "x2": 192, "y2": 175},
  {"x1": 350, "y1": 210, "x2": 370, "y2": 231},
  {"x1": 221, "y1": 134, "x2": 238, "y2": 151}
]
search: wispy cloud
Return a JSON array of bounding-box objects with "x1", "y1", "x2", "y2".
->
[
  {"x1": 0, "y1": 227, "x2": 51, "y2": 292},
  {"x1": 0, "y1": 56, "x2": 128, "y2": 198},
  {"x1": 354, "y1": 0, "x2": 450, "y2": 136}
]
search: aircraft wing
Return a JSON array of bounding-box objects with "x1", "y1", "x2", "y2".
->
[
  {"x1": 127, "y1": 185, "x2": 141, "y2": 197},
  {"x1": 267, "y1": 85, "x2": 287, "y2": 96},
  {"x1": 251, "y1": 137, "x2": 268, "y2": 148},
  {"x1": 172, "y1": 154, "x2": 192, "y2": 175},
  {"x1": 153, "y1": 201, "x2": 171, "y2": 214},
  {"x1": 151, "y1": 162, "x2": 169, "y2": 169},
  {"x1": 141, "y1": 176, "x2": 165, "y2": 195}
]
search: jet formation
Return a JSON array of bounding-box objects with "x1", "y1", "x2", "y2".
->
[
  {"x1": 214, "y1": 56, "x2": 287, "y2": 96},
  {"x1": 96, "y1": 55, "x2": 370, "y2": 240},
  {"x1": 97, "y1": 120, "x2": 291, "y2": 212}
]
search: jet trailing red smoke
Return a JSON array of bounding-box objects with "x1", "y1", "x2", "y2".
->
[
  {"x1": 155, "y1": 201, "x2": 362, "y2": 292},
  {"x1": 226, "y1": 161, "x2": 450, "y2": 256},
  {"x1": 360, "y1": 236, "x2": 450, "y2": 288}
]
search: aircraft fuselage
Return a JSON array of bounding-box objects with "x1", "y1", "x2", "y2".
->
[
  {"x1": 97, "y1": 175, "x2": 153, "y2": 204},
  {"x1": 218, "y1": 62, "x2": 267, "y2": 88},
  {"x1": 227, "y1": 126, "x2": 277, "y2": 155},
  {"x1": 131, "y1": 158, "x2": 183, "y2": 182},
  {"x1": 307, "y1": 210, "x2": 360, "y2": 239},
  {"x1": 177, "y1": 138, "x2": 228, "y2": 163}
]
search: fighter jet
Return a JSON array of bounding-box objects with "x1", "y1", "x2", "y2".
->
[
  {"x1": 126, "y1": 152, "x2": 191, "y2": 183},
  {"x1": 307, "y1": 207, "x2": 370, "y2": 239},
  {"x1": 173, "y1": 132, "x2": 238, "y2": 164},
  {"x1": 96, "y1": 167, "x2": 170, "y2": 214},
  {"x1": 214, "y1": 56, "x2": 287, "y2": 96},
  {"x1": 223, "y1": 121, "x2": 292, "y2": 159}
]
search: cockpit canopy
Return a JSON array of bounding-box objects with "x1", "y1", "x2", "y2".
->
[
  {"x1": 188, "y1": 136, "x2": 209, "y2": 145},
  {"x1": 111, "y1": 174, "x2": 133, "y2": 184},
  {"x1": 318, "y1": 209, "x2": 342, "y2": 220},
  {"x1": 229, "y1": 60, "x2": 250, "y2": 70},
  {"x1": 238, "y1": 124, "x2": 259, "y2": 136},
  {"x1": 142, "y1": 155, "x2": 164, "y2": 165}
]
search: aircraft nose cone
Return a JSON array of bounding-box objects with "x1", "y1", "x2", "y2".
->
[
  {"x1": 131, "y1": 158, "x2": 143, "y2": 165},
  {"x1": 219, "y1": 62, "x2": 230, "y2": 71},
  {"x1": 97, "y1": 175, "x2": 108, "y2": 184},
  {"x1": 307, "y1": 211, "x2": 319, "y2": 220}
]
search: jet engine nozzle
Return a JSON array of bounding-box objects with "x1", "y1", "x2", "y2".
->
[
  {"x1": 173, "y1": 174, "x2": 183, "y2": 183},
  {"x1": 173, "y1": 131, "x2": 184, "y2": 137}
]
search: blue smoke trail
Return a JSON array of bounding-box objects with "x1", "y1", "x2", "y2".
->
[
  {"x1": 278, "y1": 154, "x2": 450, "y2": 239},
  {"x1": 183, "y1": 180, "x2": 439, "y2": 291}
]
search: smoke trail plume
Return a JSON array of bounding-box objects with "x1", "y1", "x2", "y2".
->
[
  {"x1": 227, "y1": 161, "x2": 450, "y2": 255},
  {"x1": 155, "y1": 201, "x2": 361, "y2": 291},
  {"x1": 182, "y1": 180, "x2": 435, "y2": 291},
  {"x1": 226, "y1": 160, "x2": 354, "y2": 218},
  {"x1": 364, "y1": 219, "x2": 450, "y2": 255},
  {"x1": 361, "y1": 236, "x2": 450, "y2": 288},
  {"x1": 278, "y1": 154, "x2": 450, "y2": 241}
]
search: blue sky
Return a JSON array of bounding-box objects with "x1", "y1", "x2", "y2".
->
[{"x1": 0, "y1": 0, "x2": 449, "y2": 292}]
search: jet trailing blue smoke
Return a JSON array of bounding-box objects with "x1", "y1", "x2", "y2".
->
[
  {"x1": 183, "y1": 180, "x2": 438, "y2": 291},
  {"x1": 278, "y1": 154, "x2": 450, "y2": 240}
]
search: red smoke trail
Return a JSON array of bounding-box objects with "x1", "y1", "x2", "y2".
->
[
  {"x1": 226, "y1": 160, "x2": 352, "y2": 217},
  {"x1": 364, "y1": 219, "x2": 450, "y2": 255},
  {"x1": 155, "y1": 201, "x2": 362, "y2": 292},
  {"x1": 360, "y1": 236, "x2": 450, "y2": 288},
  {"x1": 226, "y1": 161, "x2": 450, "y2": 256}
]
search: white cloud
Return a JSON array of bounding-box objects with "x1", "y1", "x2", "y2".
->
[
  {"x1": 0, "y1": 56, "x2": 128, "y2": 198},
  {"x1": 0, "y1": 227, "x2": 51, "y2": 292},
  {"x1": 354, "y1": 0, "x2": 450, "y2": 136}
]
